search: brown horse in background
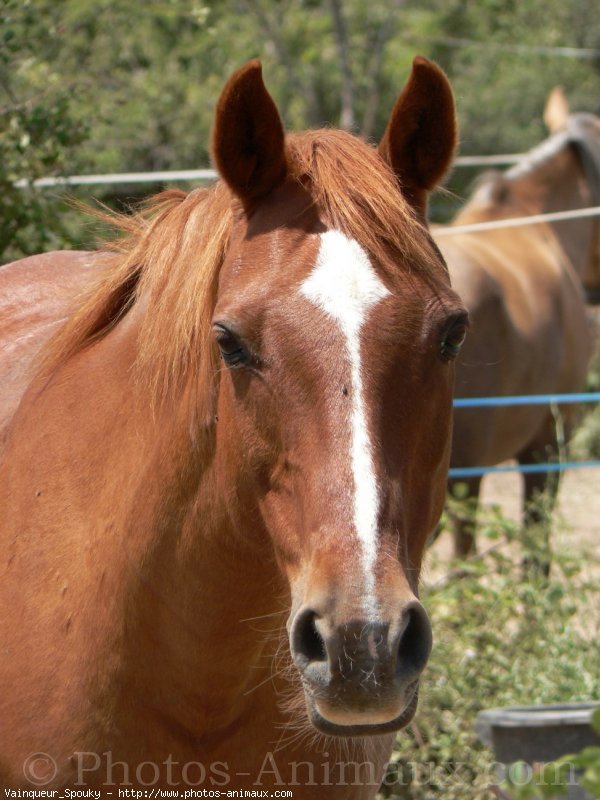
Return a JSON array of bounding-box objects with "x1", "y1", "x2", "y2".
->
[
  {"x1": 435, "y1": 88, "x2": 600, "y2": 558},
  {"x1": 0, "y1": 59, "x2": 466, "y2": 796}
]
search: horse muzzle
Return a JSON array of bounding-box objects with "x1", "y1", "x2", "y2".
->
[{"x1": 288, "y1": 600, "x2": 432, "y2": 736}]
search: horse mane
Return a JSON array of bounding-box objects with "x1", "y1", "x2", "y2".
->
[
  {"x1": 39, "y1": 129, "x2": 441, "y2": 421},
  {"x1": 39, "y1": 183, "x2": 233, "y2": 423},
  {"x1": 286, "y1": 129, "x2": 438, "y2": 273},
  {"x1": 469, "y1": 168, "x2": 503, "y2": 193}
]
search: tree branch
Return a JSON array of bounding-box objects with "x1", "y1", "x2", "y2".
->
[
  {"x1": 361, "y1": 0, "x2": 406, "y2": 139},
  {"x1": 328, "y1": 0, "x2": 355, "y2": 130},
  {"x1": 239, "y1": 0, "x2": 323, "y2": 125}
]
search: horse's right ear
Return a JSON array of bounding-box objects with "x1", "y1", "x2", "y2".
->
[
  {"x1": 212, "y1": 61, "x2": 287, "y2": 210},
  {"x1": 544, "y1": 86, "x2": 569, "y2": 133}
]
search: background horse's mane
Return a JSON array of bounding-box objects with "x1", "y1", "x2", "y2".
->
[
  {"x1": 460, "y1": 130, "x2": 579, "y2": 207},
  {"x1": 508, "y1": 113, "x2": 600, "y2": 184},
  {"x1": 39, "y1": 129, "x2": 440, "y2": 421},
  {"x1": 504, "y1": 129, "x2": 573, "y2": 181},
  {"x1": 457, "y1": 111, "x2": 600, "y2": 226}
]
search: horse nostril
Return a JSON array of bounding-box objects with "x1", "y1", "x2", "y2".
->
[
  {"x1": 396, "y1": 602, "x2": 432, "y2": 680},
  {"x1": 292, "y1": 608, "x2": 327, "y2": 667}
]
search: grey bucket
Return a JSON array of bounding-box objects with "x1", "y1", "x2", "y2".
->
[{"x1": 475, "y1": 702, "x2": 600, "y2": 800}]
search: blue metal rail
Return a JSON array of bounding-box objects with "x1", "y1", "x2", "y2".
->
[
  {"x1": 453, "y1": 391, "x2": 600, "y2": 408},
  {"x1": 449, "y1": 392, "x2": 600, "y2": 478}
]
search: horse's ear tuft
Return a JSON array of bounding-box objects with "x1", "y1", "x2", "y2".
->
[
  {"x1": 544, "y1": 86, "x2": 569, "y2": 134},
  {"x1": 378, "y1": 56, "x2": 457, "y2": 218},
  {"x1": 212, "y1": 60, "x2": 287, "y2": 210}
]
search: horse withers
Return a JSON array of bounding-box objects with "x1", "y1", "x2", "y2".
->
[
  {"x1": 0, "y1": 59, "x2": 465, "y2": 796},
  {"x1": 435, "y1": 87, "x2": 600, "y2": 560}
]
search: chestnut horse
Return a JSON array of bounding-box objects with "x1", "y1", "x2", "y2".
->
[
  {"x1": 435, "y1": 87, "x2": 600, "y2": 557},
  {"x1": 0, "y1": 59, "x2": 466, "y2": 796}
]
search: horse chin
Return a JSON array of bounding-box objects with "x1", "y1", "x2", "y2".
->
[{"x1": 303, "y1": 684, "x2": 420, "y2": 738}]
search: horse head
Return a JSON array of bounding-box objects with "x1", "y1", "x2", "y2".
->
[{"x1": 210, "y1": 59, "x2": 466, "y2": 736}]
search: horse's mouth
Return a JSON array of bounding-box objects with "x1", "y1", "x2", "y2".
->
[{"x1": 303, "y1": 682, "x2": 420, "y2": 738}]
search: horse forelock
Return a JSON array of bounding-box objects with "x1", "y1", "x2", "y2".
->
[
  {"x1": 38, "y1": 128, "x2": 445, "y2": 423},
  {"x1": 286, "y1": 129, "x2": 442, "y2": 280}
]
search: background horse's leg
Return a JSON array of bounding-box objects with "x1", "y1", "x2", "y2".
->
[
  {"x1": 447, "y1": 475, "x2": 482, "y2": 557},
  {"x1": 517, "y1": 415, "x2": 561, "y2": 576}
]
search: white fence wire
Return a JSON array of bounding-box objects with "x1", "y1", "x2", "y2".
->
[
  {"x1": 14, "y1": 162, "x2": 600, "y2": 234},
  {"x1": 12, "y1": 153, "x2": 523, "y2": 190}
]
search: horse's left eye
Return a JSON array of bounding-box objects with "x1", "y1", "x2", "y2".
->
[
  {"x1": 440, "y1": 313, "x2": 469, "y2": 362},
  {"x1": 213, "y1": 324, "x2": 250, "y2": 367}
]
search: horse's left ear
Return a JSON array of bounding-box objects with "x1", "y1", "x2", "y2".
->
[
  {"x1": 378, "y1": 57, "x2": 457, "y2": 217},
  {"x1": 212, "y1": 60, "x2": 287, "y2": 210}
]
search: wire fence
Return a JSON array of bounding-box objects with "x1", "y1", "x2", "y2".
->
[
  {"x1": 11, "y1": 153, "x2": 525, "y2": 190},
  {"x1": 449, "y1": 392, "x2": 600, "y2": 478},
  {"x1": 13, "y1": 168, "x2": 600, "y2": 235},
  {"x1": 435, "y1": 205, "x2": 600, "y2": 235},
  {"x1": 12, "y1": 169, "x2": 218, "y2": 189},
  {"x1": 11, "y1": 153, "x2": 525, "y2": 191}
]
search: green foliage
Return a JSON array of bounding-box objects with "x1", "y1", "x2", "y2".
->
[
  {"x1": 0, "y1": 0, "x2": 90, "y2": 260},
  {"x1": 568, "y1": 707, "x2": 600, "y2": 797},
  {"x1": 570, "y1": 336, "x2": 600, "y2": 460},
  {"x1": 571, "y1": 408, "x2": 600, "y2": 461},
  {"x1": 501, "y1": 761, "x2": 574, "y2": 799},
  {"x1": 377, "y1": 513, "x2": 600, "y2": 800},
  {"x1": 417, "y1": 0, "x2": 600, "y2": 218},
  {"x1": 2, "y1": 0, "x2": 600, "y2": 261}
]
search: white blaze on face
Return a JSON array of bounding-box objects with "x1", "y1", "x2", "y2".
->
[{"x1": 300, "y1": 229, "x2": 391, "y2": 617}]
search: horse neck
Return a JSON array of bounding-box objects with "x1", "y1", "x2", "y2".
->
[
  {"x1": 507, "y1": 147, "x2": 596, "y2": 282},
  {"x1": 116, "y1": 388, "x2": 289, "y2": 731}
]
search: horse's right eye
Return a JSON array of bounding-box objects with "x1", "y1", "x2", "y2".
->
[
  {"x1": 440, "y1": 312, "x2": 469, "y2": 362},
  {"x1": 213, "y1": 324, "x2": 250, "y2": 367}
]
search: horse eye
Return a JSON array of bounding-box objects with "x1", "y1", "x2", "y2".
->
[
  {"x1": 213, "y1": 324, "x2": 250, "y2": 367},
  {"x1": 440, "y1": 313, "x2": 469, "y2": 362}
]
